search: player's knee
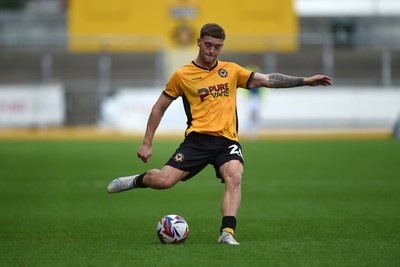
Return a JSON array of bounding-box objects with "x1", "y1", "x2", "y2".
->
[
  {"x1": 220, "y1": 160, "x2": 243, "y2": 188},
  {"x1": 225, "y1": 172, "x2": 242, "y2": 188}
]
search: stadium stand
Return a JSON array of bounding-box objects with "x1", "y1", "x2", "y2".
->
[{"x1": 0, "y1": 1, "x2": 399, "y2": 125}]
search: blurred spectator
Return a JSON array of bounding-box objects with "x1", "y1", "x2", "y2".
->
[
  {"x1": 245, "y1": 58, "x2": 265, "y2": 139},
  {"x1": 394, "y1": 114, "x2": 400, "y2": 140}
]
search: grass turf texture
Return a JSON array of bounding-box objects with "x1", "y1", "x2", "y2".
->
[{"x1": 0, "y1": 139, "x2": 399, "y2": 266}]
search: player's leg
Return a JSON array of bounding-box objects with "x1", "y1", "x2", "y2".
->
[
  {"x1": 106, "y1": 165, "x2": 188, "y2": 193},
  {"x1": 218, "y1": 159, "x2": 243, "y2": 245},
  {"x1": 219, "y1": 159, "x2": 243, "y2": 217},
  {"x1": 140, "y1": 165, "x2": 189, "y2": 189},
  {"x1": 107, "y1": 133, "x2": 207, "y2": 193}
]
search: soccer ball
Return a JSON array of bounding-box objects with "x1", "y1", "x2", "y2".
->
[{"x1": 157, "y1": 214, "x2": 189, "y2": 244}]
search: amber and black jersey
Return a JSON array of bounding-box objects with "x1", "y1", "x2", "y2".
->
[{"x1": 163, "y1": 60, "x2": 254, "y2": 141}]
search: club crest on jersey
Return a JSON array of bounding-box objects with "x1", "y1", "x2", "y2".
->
[
  {"x1": 218, "y1": 69, "x2": 228, "y2": 78},
  {"x1": 174, "y1": 153, "x2": 184, "y2": 162}
]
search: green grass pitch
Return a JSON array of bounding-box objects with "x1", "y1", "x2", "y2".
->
[{"x1": 1, "y1": 138, "x2": 399, "y2": 266}]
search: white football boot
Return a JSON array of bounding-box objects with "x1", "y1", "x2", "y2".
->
[
  {"x1": 106, "y1": 175, "x2": 138, "y2": 193},
  {"x1": 218, "y1": 230, "x2": 240, "y2": 245}
]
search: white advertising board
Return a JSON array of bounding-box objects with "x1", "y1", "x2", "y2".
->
[
  {"x1": 101, "y1": 87, "x2": 400, "y2": 133},
  {"x1": 0, "y1": 84, "x2": 65, "y2": 127},
  {"x1": 101, "y1": 88, "x2": 187, "y2": 134}
]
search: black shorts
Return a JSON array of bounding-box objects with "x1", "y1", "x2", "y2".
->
[{"x1": 165, "y1": 132, "x2": 244, "y2": 182}]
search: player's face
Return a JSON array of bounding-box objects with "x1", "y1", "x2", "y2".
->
[{"x1": 197, "y1": 35, "x2": 224, "y2": 65}]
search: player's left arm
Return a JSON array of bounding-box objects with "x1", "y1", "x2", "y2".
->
[{"x1": 249, "y1": 72, "x2": 332, "y2": 89}]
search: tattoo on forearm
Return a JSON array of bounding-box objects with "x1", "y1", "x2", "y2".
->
[{"x1": 268, "y1": 73, "x2": 305, "y2": 88}]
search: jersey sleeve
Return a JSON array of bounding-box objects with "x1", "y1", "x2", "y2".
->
[
  {"x1": 235, "y1": 63, "x2": 255, "y2": 89},
  {"x1": 163, "y1": 71, "x2": 183, "y2": 100}
]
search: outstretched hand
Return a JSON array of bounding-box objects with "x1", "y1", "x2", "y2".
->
[{"x1": 305, "y1": 75, "x2": 332, "y2": 86}]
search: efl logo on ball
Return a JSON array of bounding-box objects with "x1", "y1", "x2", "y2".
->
[{"x1": 157, "y1": 214, "x2": 189, "y2": 244}]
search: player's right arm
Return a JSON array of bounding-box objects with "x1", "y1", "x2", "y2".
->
[{"x1": 137, "y1": 93, "x2": 173, "y2": 163}]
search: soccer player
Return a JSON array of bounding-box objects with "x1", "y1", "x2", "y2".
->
[{"x1": 107, "y1": 23, "x2": 332, "y2": 245}]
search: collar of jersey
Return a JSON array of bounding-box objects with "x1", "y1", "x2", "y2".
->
[{"x1": 192, "y1": 60, "x2": 218, "y2": 71}]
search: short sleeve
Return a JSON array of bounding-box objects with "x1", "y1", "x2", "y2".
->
[
  {"x1": 235, "y1": 63, "x2": 254, "y2": 89},
  {"x1": 163, "y1": 71, "x2": 183, "y2": 100}
]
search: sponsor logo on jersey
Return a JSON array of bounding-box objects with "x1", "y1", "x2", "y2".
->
[{"x1": 197, "y1": 83, "x2": 229, "y2": 102}]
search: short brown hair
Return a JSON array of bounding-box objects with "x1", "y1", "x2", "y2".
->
[{"x1": 200, "y1": 23, "x2": 226, "y2": 40}]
